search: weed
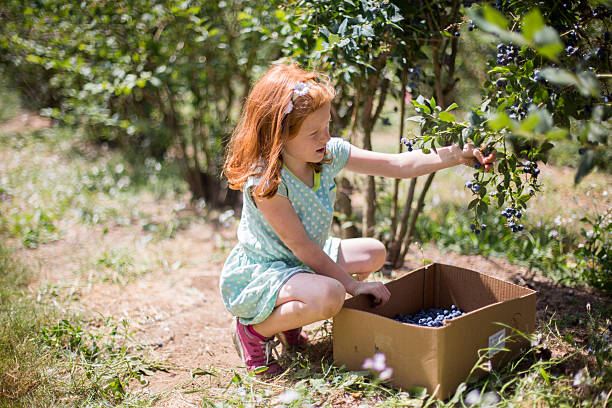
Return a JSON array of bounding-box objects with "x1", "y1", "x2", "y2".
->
[{"x1": 95, "y1": 247, "x2": 150, "y2": 285}]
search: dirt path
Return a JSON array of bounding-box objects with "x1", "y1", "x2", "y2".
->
[
  {"x1": 5, "y1": 115, "x2": 610, "y2": 406},
  {"x1": 19, "y1": 207, "x2": 609, "y2": 406}
]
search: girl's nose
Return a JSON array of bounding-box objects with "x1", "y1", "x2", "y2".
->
[{"x1": 321, "y1": 132, "x2": 331, "y2": 144}]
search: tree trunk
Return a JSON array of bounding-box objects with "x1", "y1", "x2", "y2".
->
[
  {"x1": 389, "y1": 69, "x2": 409, "y2": 246},
  {"x1": 398, "y1": 172, "x2": 436, "y2": 267},
  {"x1": 361, "y1": 74, "x2": 378, "y2": 238},
  {"x1": 387, "y1": 177, "x2": 417, "y2": 268}
]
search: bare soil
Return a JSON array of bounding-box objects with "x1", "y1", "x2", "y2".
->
[
  {"x1": 5, "y1": 116, "x2": 611, "y2": 406},
  {"x1": 19, "y1": 208, "x2": 610, "y2": 406}
]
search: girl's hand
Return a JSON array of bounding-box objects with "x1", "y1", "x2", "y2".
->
[
  {"x1": 459, "y1": 143, "x2": 497, "y2": 172},
  {"x1": 348, "y1": 281, "x2": 391, "y2": 307}
]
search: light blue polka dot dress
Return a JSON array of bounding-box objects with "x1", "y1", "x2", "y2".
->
[{"x1": 219, "y1": 137, "x2": 351, "y2": 325}]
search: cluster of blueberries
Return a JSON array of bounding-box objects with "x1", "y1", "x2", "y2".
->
[
  {"x1": 507, "y1": 97, "x2": 534, "y2": 121},
  {"x1": 501, "y1": 207, "x2": 524, "y2": 233},
  {"x1": 465, "y1": 180, "x2": 480, "y2": 193},
  {"x1": 393, "y1": 305, "x2": 466, "y2": 327},
  {"x1": 523, "y1": 160, "x2": 540, "y2": 178},
  {"x1": 467, "y1": 19, "x2": 476, "y2": 32},
  {"x1": 400, "y1": 137, "x2": 415, "y2": 152},
  {"x1": 496, "y1": 43, "x2": 518, "y2": 66}
]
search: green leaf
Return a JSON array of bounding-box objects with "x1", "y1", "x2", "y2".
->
[
  {"x1": 540, "y1": 367, "x2": 551, "y2": 385},
  {"x1": 482, "y1": 4, "x2": 508, "y2": 31},
  {"x1": 338, "y1": 18, "x2": 348, "y2": 36},
  {"x1": 522, "y1": 9, "x2": 544, "y2": 41},
  {"x1": 546, "y1": 128, "x2": 568, "y2": 140},
  {"x1": 536, "y1": 43, "x2": 564, "y2": 60},
  {"x1": 390, "y1": 5, "x2": 403, "y2": 23},
  {"x1": 361, "y1": 24, "x2": 374, "y2": 37},
  {"x1": 487, "y1": 112, "x2": 511, "y2": 130},
  {"x1": 439, "y1": 111, "x2": 455, "y2": 122},
  {"x1": 541, "y1": 68, "x2": 599, "y2": 97},
  {"x1": 533, "y1": 27, "x2": 563, "y2": 59},
  {"x1": 406, "y1": 115, "x2": 424, "y2": 123},
  {"x1": 540, "y1": 68, "x2": 574, "y2": 85},
  {"x1": 520, "y1": 112, "x2": 540, "y2": 132},
  {"x1": 408, "y1": 386, "x2": 427, "y2": 399},
  {"x1": 445, "y1": 102, "x2": 459, "y2": 112},
  {"x1": 575, "y1": 71, "x2": 601, "y2": 97},
  {"x1": 328, "y1": 33, "x2": 340, "y2": 45}
]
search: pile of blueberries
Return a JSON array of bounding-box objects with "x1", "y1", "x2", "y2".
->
[{"x1": 393, "y1": 305, "x2": 466, "y2": 328}]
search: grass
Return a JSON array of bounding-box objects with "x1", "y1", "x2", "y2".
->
[
  {"x1": 1, "y1": 88, "x2": 610, "y2": 406},
  {"x1": 0, "y1": 99, "x2": 185, "y2": 406}
]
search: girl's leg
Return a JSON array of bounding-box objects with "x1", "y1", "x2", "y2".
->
[
  {"x1": 251, "y1": 238, "x2": 385, "y2": 337},
  {"x1": 252, "y1": 273, "x2": 345, "y2": 338},
  {"x1": 336, "y1": 237, "x2": 386, "y2": 282}
]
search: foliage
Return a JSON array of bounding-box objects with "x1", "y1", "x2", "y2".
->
[
  {"x1": 0, "y1": 0, "x2": 282, "y2": 206},
  {"x1": 406, "y1": 2, "x2": 610, "y2": 286},
  {"x1": 575, "y1": 209, "x2": 611, "y2": 291}
]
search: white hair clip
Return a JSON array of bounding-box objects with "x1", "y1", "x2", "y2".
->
[
  {"x1": 285, "y1": 100, "x2": 294, "y2": 115},
  {"x1": 284, "y1": 81, "x2": 312, "y2": 115},
  {"x1": 293, "y1": 81, "x2": 310, "y2": 97}
]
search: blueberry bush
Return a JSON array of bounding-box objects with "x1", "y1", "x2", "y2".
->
[
  {"x1": 0, "y1": 0, "x2": 282, "y2": 207},
  {"x1": 1, "y1": 1, "x2": 609, "y2": 284}
]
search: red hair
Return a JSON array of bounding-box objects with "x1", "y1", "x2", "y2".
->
[{"x1": 223, "y1": 63, "x2": 335, "y2": 198}]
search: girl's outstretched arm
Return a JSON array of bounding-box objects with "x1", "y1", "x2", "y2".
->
[
  {"x1": 254, "y1": 193, "x2": 391, "y2": 306},
  {"x1": 344, "y1": 143, "x2": 496, "y2": 178}
]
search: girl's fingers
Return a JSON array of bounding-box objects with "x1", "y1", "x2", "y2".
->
[
  {"x1": 484, "y1": 150, "x2": 497, "y2": 163},
  {"x1": 472, "y1": 148, "x2": 485, "y2": 164}
]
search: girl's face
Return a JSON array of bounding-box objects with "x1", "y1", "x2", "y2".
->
[{"x1": 282, "y1": 102, "x2": 331, "y2": 166}]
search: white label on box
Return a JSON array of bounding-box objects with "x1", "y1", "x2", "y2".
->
[{"x1": 488, "y1": 329, "x2": 506, "y2": 357}]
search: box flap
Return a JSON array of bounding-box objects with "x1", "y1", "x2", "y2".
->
[{"x1": 436, "y1": 264, "x2": 535, "y2": 312}]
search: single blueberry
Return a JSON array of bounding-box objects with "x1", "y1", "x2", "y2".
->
[
  {"x1": 474, "y1": 162, "x2": 481, "y2": 170},
  {"x1": 481, "y1": 224, "x2": 487, "y2": 230},
  {"x1": 472, "y1": 184, "x2": 480, "y2": 192},
  {"x1": 466, "y1": 181, "x2": 473, "y2": 189}
]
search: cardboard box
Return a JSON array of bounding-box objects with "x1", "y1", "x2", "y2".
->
[{"x1": 332, "y1": 263, "x2": 536, "y2": 399}]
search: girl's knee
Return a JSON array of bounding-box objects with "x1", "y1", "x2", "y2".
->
[
  {"x1": 318, "y1": 279, "x2": 346, "y2": 318},
  {"x1": 367, "y1": 238, "x2": 386, "y2": 270}
]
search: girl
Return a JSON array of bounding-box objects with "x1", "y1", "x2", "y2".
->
[{"x1": 220, "y1": 63, "x2": 496, "y2": 376}]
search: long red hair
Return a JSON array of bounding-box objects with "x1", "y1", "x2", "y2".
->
[{"x1": 223, "y1": 63, "x2": 335, "y2": 198}]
